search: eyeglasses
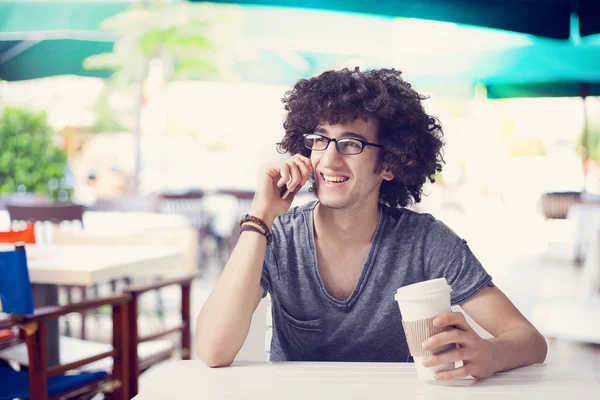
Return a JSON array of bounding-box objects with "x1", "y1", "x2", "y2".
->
[{"x1": 303, "y1": 133, "x2": 382, "y2": 155}]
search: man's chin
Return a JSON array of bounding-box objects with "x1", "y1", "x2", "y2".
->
[{"x1": 317, "y1": 196, "x2": 350, "y2": 210}]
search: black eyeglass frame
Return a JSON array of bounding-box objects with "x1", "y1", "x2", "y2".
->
[{"x1": 303, "y1": 133, "x2": 382, "y2": 155}]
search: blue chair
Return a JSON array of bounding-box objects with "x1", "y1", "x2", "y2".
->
[{"x1": 0, "y1": 245, "x2": 130, "y2": 400}]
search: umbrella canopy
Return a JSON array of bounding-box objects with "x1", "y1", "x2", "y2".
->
[
  {"x1": 0, "y1": 0, "x2": 131, "y2": 80},
  {"x1": 0, "y1": 39, "x2": 115, "y2": 81},
  {"x1": 201, "y1": 0, "x2": 600, "y2": 40},
  {"x1": 479, "y1": 43, "x2": 600, "y2": 98},
  {"x1": 486, "y1": 82, "x2": 600, "y2": 99},
  {"x1": 0, "y1": 0, "x2": 368, "y2": 83},
  {"x1": 410, "y1": 41, "x2": 600, "y2": 99},
  {"x1": 2, "y1": 0, "x2": 600, "y2": 99},
  {"x1": 0, "y1": 0, "x2": 131, "y2": 32},
  {"x1": 0, "y1": 1, "x2": 401, "y2": 83}
]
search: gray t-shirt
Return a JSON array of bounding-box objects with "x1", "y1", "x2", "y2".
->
[{"x1": 260, "y1": 200, "x2": 492, "y2": 362}]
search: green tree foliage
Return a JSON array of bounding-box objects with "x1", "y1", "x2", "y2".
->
[
  {"x1": 84, "y1": 0, "x2": 244, "y2": 86},
  {"x1": 0, "y1": 107, "x2": 68, "y2": 195}
]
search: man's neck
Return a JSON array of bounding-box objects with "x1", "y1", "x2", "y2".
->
[{"x1": 313, "y1": 198, "x2": 380, "y2": 247}]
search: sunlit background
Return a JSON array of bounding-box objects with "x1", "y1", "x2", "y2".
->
[{"x1": 1, "y1": 0, "x2": 600, "y2": 389}]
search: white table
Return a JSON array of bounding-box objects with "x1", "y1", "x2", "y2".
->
[
  {"x1": 132, "y1": 361, "x2": 600, "y2": 400},
  {"x1": 21, "y1": 244, "x2": 181, "y2": 286}
]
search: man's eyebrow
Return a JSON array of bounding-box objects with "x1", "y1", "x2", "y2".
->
[
  {"x1": 314, "y1": 127, "x2": 368, "y2": 141},
  {"x1": 341, "y1": 131, "x2": 368, "y2": 141}
]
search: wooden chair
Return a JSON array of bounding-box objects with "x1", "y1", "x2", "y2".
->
[
  {"x1": 158, "y1": 190, "x2": 208, "y2": 271},
  {"x1": 124, "y1": 275, "x2": 194, "y2": 398},
  {"x1": 1, "y1": 274, "x2": 195, "y2": 399},
  {"x1": 6, "y1": 203, "x2": 91, "y2": 339},
  {"x1": 0, "y1": 224, "x2": 37, "y2": 347},
  {"x1": 0, "y1": 246, "x2": 130, "y2": 400}
]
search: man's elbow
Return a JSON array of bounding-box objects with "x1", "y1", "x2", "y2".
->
[
  {"x1": 524, "y1": 324, "x2": 548, "y2": 364},
  {"x1": 535, "y1": 330, "x2": 548, "y2": 364},
  {"x1": 196, "y1": 341, "x2": 235, "y2": 368}
]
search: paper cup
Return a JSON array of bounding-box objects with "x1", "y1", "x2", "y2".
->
[{"x1": 395, "y1": 278, "x2": 455, "y2": 380}]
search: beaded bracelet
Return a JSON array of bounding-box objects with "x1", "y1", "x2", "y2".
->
[
  {"x1": 240, "y1": 224, "x2": 271, "y2": 244},
  {"x1": 239, "y1": 214, "x2": 272, "y2": 244}
]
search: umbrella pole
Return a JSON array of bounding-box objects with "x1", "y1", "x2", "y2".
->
[
  {"x1": 132, "y1": 0, "x2": 150, "y2": 194},
  {"x1": 582, "y1": 83, "x2": 590, "y2": 175},
  {"x1": 580, "y1": 83, "x2": 590, "y2": 192}
]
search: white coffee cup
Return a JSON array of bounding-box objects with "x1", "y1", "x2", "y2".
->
[{"x1": 395, "y1": 278, "x2": 455, "y2": 380}]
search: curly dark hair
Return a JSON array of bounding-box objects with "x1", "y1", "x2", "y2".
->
[{"x1": 277, "y1": 67, "x2": 445, "y2": 209}]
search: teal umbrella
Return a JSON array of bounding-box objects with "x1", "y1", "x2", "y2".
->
[
  {"x1": 431, "y1": 42, "x2": 600, "y2": 98},
  {"x1": 0, "y1": 0, "x2": 131, "y2": 80},
  {"x1": 201, "y1": 0, "x2": 600, "y2": 40},
  {"x1": 486, "y1": 82, "x2": 600, "y2": 99},
  {"x1": 466, "y1": 42, "x2": 600, "y2": 165},
  {"x1": 2, "y1": 0, "x2": 600, "y2": 96},
  {"x1": 0, "y1": 0, "x2": 132, "y2": 32},
  {"x1": 0, "y1": 0, "x2": 374, "y2": 83},
  {"x1": 0, "y1": 39, "x2": 115, "y2": 80}
]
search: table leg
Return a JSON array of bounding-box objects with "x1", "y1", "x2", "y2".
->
[{"x1": 32, "y1": 284, "x2": 60, "y2": 366}]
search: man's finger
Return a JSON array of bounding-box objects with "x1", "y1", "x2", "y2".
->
[
  {"x1": 434, "y1": 365, "x2": 471, "y2": 381},
  {"x1": 294, "y1": 154, "x2": 313, "y2": 171},
  {"x1": 423, "y1": 329, "x2": 469, "y2": 350},
  {"x1": 433, "y1": 312, "x2": 469, "y2": 331},
  {"x1": 286, "y1": 161, "x2": 301, "y2": 191},
  {"x1": 292, "y1": 159, "x2": 310, "y2": 181},
  {"x1": 277, "y1": 163, "x2": 291, "y2": 187},
  {"x1": 422, "y1": 348, "x2": 466, "y2": 367}
]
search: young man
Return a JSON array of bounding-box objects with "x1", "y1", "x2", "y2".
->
[{"x1": 196, "y1": 68, "x2": 547, "y2": 380}]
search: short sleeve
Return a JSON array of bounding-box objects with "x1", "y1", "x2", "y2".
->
[
  {"x1": 423, "y1": 219, "x2": 493, "y2": 305},
  {"x1": 260, "y1": 245, "x2": 275, "y2": 298}
]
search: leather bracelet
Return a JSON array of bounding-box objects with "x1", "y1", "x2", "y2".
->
[
  {"x1": 240, "y1": 224, "x2": 271, "y2": 244},
  {"x1": 240, "y1": 214, "x2": 272, "y2": 244},
  {"x1": 241, "y1": 221, "x2": 265, "y2": 235}
]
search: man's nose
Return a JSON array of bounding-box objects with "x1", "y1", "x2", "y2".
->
[{"x1": 321, "y1": 139, "x2": 343, "y2": 163}]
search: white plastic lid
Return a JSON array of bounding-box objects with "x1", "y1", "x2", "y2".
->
[{"x1": 394, "y1": 278, "x2": 451, "y2": 302}]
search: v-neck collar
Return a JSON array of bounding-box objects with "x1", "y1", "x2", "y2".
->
[{"x1": 304, "y1": 201, "x2": 387, "y2": 310}]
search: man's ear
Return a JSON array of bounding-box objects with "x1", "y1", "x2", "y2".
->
[{"x1": 382, "y1": 164, "x2": 395, "y2": 181}]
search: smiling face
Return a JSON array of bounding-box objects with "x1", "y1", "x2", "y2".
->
[{"x1": 310, "y1": 118, "x2": 394, "y2": 210}]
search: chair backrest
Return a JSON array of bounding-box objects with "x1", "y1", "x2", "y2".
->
[
  {"x1": 217, "y1": 189, "x2": 255, "y2": 202},
  {"x1": 0, "y1": 245, "x2": 34, "y2": 315},
  {"x1": 92, "y1": 195, "x2": 158, "y2": 213},
  {"x1": 7, "y1": 204, "x2": 86, "y2": 242},
  {"x1": 0, "y1": 224, "x2": 36, "y2": 244},
  {"x1": 157, "y1": 190, "x2": 207, "y2": 229},
  {"x1": 158, "y1": 190, "x2": 205, "y2": 201},
  {"x1": 539, "y1": 191, "x2": 582, "y2": 219},
  {"x1": 6, "y1": 203, "x2": 85, "y2": 225}
]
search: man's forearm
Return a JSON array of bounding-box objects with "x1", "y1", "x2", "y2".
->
[
  {"x1": 488, "y1": 324, "x2": 548, "y2": 373},
  {"x1": 195, "y1": 230, "x2": 269, "y2": 367}
]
